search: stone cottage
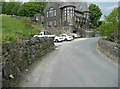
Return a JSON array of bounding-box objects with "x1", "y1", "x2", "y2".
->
[{"x1": 43, "y1": 2, "x2": 90, "y2": 36}]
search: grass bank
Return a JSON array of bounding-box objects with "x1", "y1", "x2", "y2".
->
[{"x1": 2, "y1": 14, "x2": 40, "y2": 43}]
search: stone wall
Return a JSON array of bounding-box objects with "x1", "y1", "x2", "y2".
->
[
  {"x1": 45, "y1": 26, "x2": 95, "y2": 38},
  {"x1": 2, "y1": 37, "x2": 54, "y2": 87},
  {"x1": 85, "y1": 30, "x2": 95, "y2": 38},
  {"x1": 97, "y1": 38, "x2": 120, "y2": 62},
  {"x1": 45, "y1": 26, "x2": 69, "y2": 35}
]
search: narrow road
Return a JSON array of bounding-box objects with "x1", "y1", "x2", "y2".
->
[{"x1": 18, "y1": 37, "x2": 118, "y2": 87}]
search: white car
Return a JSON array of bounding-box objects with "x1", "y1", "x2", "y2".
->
[
  {"x1": 54, "y1": 36, "x2": 64, "y2": 42},
  {"x1": 60, "y1": 34, "x2": 73, "y2": 41},
  {"x1": 34, "y1": 31, "x2": 55, "y2": 38},
  {"x1": 68, "y1": 33, "x2": 78, "y2": 39}
]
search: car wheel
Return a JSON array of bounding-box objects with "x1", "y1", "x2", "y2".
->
[
  {"x1": 56, "y1": 39, "x2": 59, "y2": 42},
  {"x1": 65, "y1": 38, "x2": 67, "y2": 41}
]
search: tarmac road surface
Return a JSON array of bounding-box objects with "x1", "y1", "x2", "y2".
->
[{"x1": 18, "y1": 37, "x2": 118, "y2": 87}]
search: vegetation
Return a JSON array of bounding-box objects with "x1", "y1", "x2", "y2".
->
[
  {"x1": 2, "y1": 2, "x2": 47, "y2": 17},
  {"x1": 118, "y1": 6, "x2": 120, "y2": 41},
  {"x1": 89, "y1": 4, "x2": 102, "y2": 28},
  {"x1": 99, "y1": 7, "x2": 120, "y2": 43},
  {"x1": 2, "y1": 2, "x2": 21, "y2": 15},
  {"x1": 1, "y1": 1, "x2": 47, "y2": 43},
  {"x1": 2, "y1": 15, "x2": 40, "y2": 43},
  {"x1": 18, "y1": 2, "x2": 47, "y2": 17}
]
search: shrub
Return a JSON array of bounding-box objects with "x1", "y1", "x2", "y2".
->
[
  {"x1": 2, "y1": 35, "x2": 19, "y2": 43},
  {"x1": 117, "y1": 40, "x2": 120, "y2": 44}
]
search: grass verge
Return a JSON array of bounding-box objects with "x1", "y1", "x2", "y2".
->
[{"x1": 2, "y1": 14, "x2": 40, "y2": 43}]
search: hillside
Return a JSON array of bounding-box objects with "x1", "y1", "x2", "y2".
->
[{"x1": 2, "y1": 15, "x2": 40, "y2": 43}]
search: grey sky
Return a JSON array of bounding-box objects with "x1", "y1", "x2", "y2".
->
[{"x1": 91, "y1": 2, "x2": 118, "y2": 20}]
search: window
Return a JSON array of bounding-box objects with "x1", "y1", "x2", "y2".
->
[
  {"x1": 54, "y1": 10, "x2": 56, "y2": 16},
  {"x1": 49, "y1": 21, "x2": 53, "y2": 26},
  {"x1": 73, "y1": 11, "x2": 74, "y2": 16},
  {"x1": 49, "y1": 8, "x2": 54, "y2": 17},
  {"x1": 47, "y1": 12, "x2": 48, "y2": 17},
  {"x1": 54, "y1": 20, "x2": 57, "y2": 26},
  {"x1": 67, "y1": 10, "x2": 69, "y2": 13},
  {"x1": 67, "y1": 11, "x2": 69, "y2": 16},
  {"x1": 70, "y1": 12, "x2": 72, "y2": 17},
  {"x1": 67, "y1": 7, "x2": 69, "y2": 10},
  {"x1": 65, "y1": 10, "x2": 66, "y2": 14},
  {"x1": 70, "y1": 11, "x2": 72, "y2": 17},
  {"x1": 64, "y1": 12, "x2": 66, "y2": 16},
  {"x1": 64, "y1": 16, "x2": 67, "y2": 21},
  {"x1": 64, "y1": 8, "x2": 67, "y2": 16}
]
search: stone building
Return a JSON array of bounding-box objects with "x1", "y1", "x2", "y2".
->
[{"x1": 43, "y1": 2, "x2": 89, "y2": 36}]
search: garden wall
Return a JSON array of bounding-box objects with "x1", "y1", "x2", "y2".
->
[
  {"x1": 97, "y1": 38, "x2": 120, "y2": 62},
  {"x1": 2, "y1": 37, "x2": 54, "y2": 87}
]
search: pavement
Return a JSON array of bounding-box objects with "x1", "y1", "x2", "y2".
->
[{"x1": 18, "y1": 37, "x2": 118, "y2": 87}]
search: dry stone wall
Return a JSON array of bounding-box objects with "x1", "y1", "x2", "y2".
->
[
  {"x1": 2, "y1": 37, "x2": 54, "y2": 87},
  {"x1": 98, "y1": 38, "x2": 120, "y2": 62}
]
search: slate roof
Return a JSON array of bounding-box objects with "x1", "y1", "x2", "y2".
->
[
  {"x1": 57, "y1": 2, "x2": 89, "y2": 12},
  {"x1": 44, "y1": 2, "x2": 89, "y2": 13}
]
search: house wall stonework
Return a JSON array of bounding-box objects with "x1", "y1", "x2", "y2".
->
[
  {"x1": 43, "y1": 2, "x2": 90, "y2": 35},
  {"x1": 44, "y1": 2, "x2": 61, "y2": 27}
]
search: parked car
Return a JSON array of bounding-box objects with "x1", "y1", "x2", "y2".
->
[
  {"x1": 68, "y1": 33, "x2": 78, "y2": 39},
  {"x1": 34, "y1": 31, "x2": 55, "y2": 38},
  {"x1": 54, "y1": 35, "x2": 64, "y2": 42},
  {"x1": 60, "y1": 34, "x2": 73, "y2": 41}
]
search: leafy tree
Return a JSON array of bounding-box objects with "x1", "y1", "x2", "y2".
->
[
  {"x1": 97, "y1": 20, "x2": 103, "y2": 27},
  {"x1": 18, "y1": 2, "x2": 47, "y2": 17},
  {"x1": 89, "y1": 4, "x2": 102, "y2": 28},
  {"x1": 118, "y1": 6, "x2": 120, "y2": 41},
  {"x1": 2, "y1": 2, "x2": 21, "y2": 15},
  {"x1": 11, "y1": 2, "x2": 21, "y2": 15},
  {"x1": 1, "y1": 1, "x2": 6, "y2": 14},
  {"x1": 4, "y1": 2, "x2": 16, "y2": 15},
  {"x1": 99, "y1": 8, "x2": 118, "y2": 42}
]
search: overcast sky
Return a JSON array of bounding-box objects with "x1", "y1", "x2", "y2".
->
[{"x1": 90, "y1": 2, "x2": 118, "y2": 20}]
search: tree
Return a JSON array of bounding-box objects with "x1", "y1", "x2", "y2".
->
[
  {"x1": 4, "y1": 2, "x2": 16, "y2": 15},
  {"x1": 99, "y1": 8, "x2": 118, "y2": 42},
  {"x1": 118, "y1": 6, "x2": 120, "y2": 41},
  {"x1": 11, "y1": 2, "x2": 21, "y2": 15},
  {"x1": 97, "y1": 20, "x2": 103, "y2": 27},
  {"x1": 18, "y1": 2, "x2": 47, "y2": 17},
  {"x1": 1, "y1": 1, "x2": 6, "y2": 14},
  {"x1": 89, "y1": 4, "x2": 102, "y2": 28},
  {"x1": 2, "y1": 2, "x2": 21, "y2": 15}
]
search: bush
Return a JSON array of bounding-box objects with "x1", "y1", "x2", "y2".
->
[
  {"x1": 117, "y1": 40, "x2": 120, "y2": 44},
  {"x1": 2, "y1": 35, "x2": 19, "y2": 43}
]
